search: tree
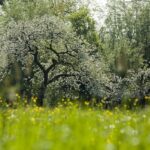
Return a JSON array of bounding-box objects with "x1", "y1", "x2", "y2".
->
[
  {"x1": 102, "y1": 0, "x2": 150, "y2": 70},
  {"x1": 68, "y1": 7, "x2": 104, "y2": 100},
  {"x1": 1, "y1": 0, "x2": 76, "y2": 22},
  {"x1": 0, "y1": 15, "x2": 92, "y2": 106},
  {"x1": 100, "y1": 0, "x2": 150, "y2": 78},
  {"x1": 96, "y1": 0, "x2": 150, "y2": 105},
  {"x1": 69, "y1": 7, "x2": 101, "y2": 51}
]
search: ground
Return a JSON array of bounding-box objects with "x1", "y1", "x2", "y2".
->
[{"x1": 0, "y1": 102, "x2": 150, "y2": 150}]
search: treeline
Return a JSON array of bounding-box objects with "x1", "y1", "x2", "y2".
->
[{"x1": 0, "y1": 0, "x2": 149, "y2": 107}]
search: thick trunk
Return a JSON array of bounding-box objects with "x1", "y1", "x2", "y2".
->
[
  {"x1": 37, "y1": 72, "x2": 48, "y2": 106},
  {"x1": 37, "y1": 83, "x2": 47, "y2": 106}
]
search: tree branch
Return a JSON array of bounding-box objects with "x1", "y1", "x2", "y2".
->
[
  {"x1": 46, "y1": 61, "x2": 58, "y2": 73},
  {"x1": 47, "y1": 42, "x2": 76, "y2": 59},
  {"x1": 46, "y1": 60, "x2": 76, "y2": 73},
  {"x1": 25, "y1": 41, "x2": 46, "y2": 73},
  {"x1": 49, "y1": 41, "x2": 60, "y2": 59},
  {"x1": 48, "y1": 73, "x2": 76, "y2": 84},
  {"x1": 33, "y1": 49, "x2": 45, "y2": 73}
]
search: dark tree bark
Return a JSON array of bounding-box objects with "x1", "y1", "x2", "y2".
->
[
  {"x1": 0, "y1": 0, "x2": 4, "y2": 5},
  {"x1": 36, "y1": 73, "x2": 76, "y2": 106},
  {"x1": 37, "y1": 83, "x2": 47, "y2": 106},
  {"x1": 37, "y1": 71, "x2": 48, "y2": 106}
]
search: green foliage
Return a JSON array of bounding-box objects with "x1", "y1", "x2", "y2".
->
[
  {"x1": 0, "y1": 0, "x2": 149, "y2": 107},
  {"x1": 103, "y1": 38, "x2": 144, "y2": 77},
  {"x1": 69, "y1": 7, "x2": 101, "y2": 48},
  {"x1": 0, "y1": 14, "x2": 107, "y2": 105},
  {"x1": 1, "y1": 0, "x2": 76, "y2": 22},
  {"x1": 102, "y1": 0, "x2": 150, "y2": 71}
]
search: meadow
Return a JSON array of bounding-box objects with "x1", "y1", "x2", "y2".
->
[
  {"x1": 0, "y1": 1, "x2": 149, "y2": 150},
  {"x1": 0, "y1": 101, "x2": 150, "y2": 150}
]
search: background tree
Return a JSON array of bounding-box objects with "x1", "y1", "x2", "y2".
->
[
  {"x1": 100, "y1": 0, "x2": 150, "y2": 76},
  {"x1": 68, "y1": 7, "x2": 104, "y2": 100},
  {"x1": 1, "y1": 0, "x2": 76, "y2": 22},
  {"x1": 98, "y1": 0, "x2": 150, "y2": 105},
  {"x1": 69, "y1": 7, "x2": 102, "y2": 52}
]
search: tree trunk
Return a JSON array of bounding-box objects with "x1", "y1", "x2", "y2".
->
[
  {"x1": 37, "y1": 71, "x2": 48, "y2": 106},
  {"x1": 37, "y1": 82, "x2": 47, "y2": 106}
]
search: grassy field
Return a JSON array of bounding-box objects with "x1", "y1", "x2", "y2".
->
[{"x1": 0, "y1": 102, "x2": 150, "y2": 150}]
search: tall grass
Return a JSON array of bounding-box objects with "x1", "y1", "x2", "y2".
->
[{"x1": 0, "y1": 102, "x2": 150, "y2": 150}]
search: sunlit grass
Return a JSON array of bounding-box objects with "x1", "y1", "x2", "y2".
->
[{"x1": 0, "y1": 101, "x2": 150, "y2": 150}]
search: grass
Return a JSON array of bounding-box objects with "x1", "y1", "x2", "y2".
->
[{"x1": 0, "y1": 102, "x2": 150, "y2": 150}]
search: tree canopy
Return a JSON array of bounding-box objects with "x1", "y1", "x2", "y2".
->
[{"x1": 0, "y1": 0, "x2": 149, "y2": 107}]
